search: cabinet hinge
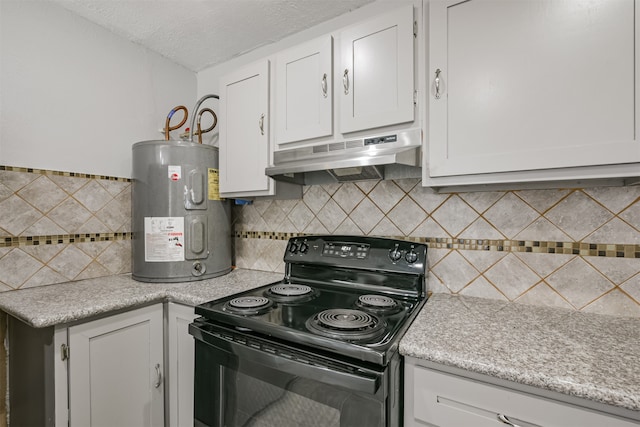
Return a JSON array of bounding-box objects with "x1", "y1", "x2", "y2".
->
[
  {"x1": 61, "y1": 343, "x2": 70, "y2": 361},
  {"x1": 413, "y1": 21, "x2": 417, "y2": 38},
  {"x1": 414, "y1": 90, "x2": 418, "y2": 106}
]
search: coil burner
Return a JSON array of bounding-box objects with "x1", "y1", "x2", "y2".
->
[
  {"x1": 356, "y1": 294, "x2": 401, "y2": 315},
  {"x1": 223, "y1": 296, "x2": 273, "y2": 316},
  {"x1": 306, "y1": 309, "x2": 386, "y2": 342},
  {"x1": 265, "y1": 284, "x2": 317, "y2": 303}
]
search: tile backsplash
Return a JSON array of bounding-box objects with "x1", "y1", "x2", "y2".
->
[
  {"x1": 0, "y1": 167, "x2": 131, "y2": 290},
  {"x1": 233, "y1": 179, "x2": 640, "y2": 317},
  {"x1": 2, "y1": 166, "x2": 639, "y2": 317}
]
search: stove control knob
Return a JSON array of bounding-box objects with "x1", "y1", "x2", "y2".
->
[
  {"x1": 389, "y1": 244, "x2": 402, "y2": 262},
  {"x1": 405, "y1": 248, "x2": 418, "y2": 264},
  {"x1": 288, "y1": 242, "x2": 299, "y2": 254},
  {"x1": 299, "y1": 242, "x2": 309, "y2": 254}
]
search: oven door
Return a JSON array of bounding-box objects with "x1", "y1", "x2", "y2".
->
[{"x1": 189, "y1": 319, "x2": 399, "y2": 427}]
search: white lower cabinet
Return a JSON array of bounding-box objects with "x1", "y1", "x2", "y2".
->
[
  {"x1": 68, "y1": 304, "x2": 164, "y2": 427},
  {"x1": 167, "y1": 302, "x2": 198, "y2": 427},
  {"x1": 8, "y1": 302, "x2": 198, "y2": 427},
  {"x1": 405, "y1": 359, "x2": 638, "y2": 427}
]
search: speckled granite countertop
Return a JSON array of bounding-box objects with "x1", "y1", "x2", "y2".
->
[
  {"x1": 3, "y1": 275, "x2": 638, "y2": 416},
  {"x1": 0, "y1": 269, "x2": 283, "y2": 328},
  {"x1": 400, "y1": 293, "x2": 640, "y2": 415}
]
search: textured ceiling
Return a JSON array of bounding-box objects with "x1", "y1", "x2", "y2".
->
[{"x1": 50, "y1": 0, "x2": 376, "y2": 72}]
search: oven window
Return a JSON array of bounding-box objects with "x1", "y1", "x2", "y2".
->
[
  {"x1": 230, "y1": 370, "x2": 342, "y2": 426},
  {"x1": 194, "y1": 340, "x2": 385, "y2": 427}
]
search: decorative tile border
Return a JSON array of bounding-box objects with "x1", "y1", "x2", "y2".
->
[
  {"x1": 0, "y1": 165, "x2": 131, "y2": 182},
  {"x1": 1, "y1": 232, "x2": 133, "y2": 248},
  {"x1": 233, "y1": 230, "x2": 640, "y2": 259},
  {"x1": 235, "y1": 231, "x2": 302, "y2": 240}
]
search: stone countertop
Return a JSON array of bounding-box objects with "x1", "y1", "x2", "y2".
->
[
  {"x1": 3, "y1": 273, "x2": 638, "y2": 416},
  {"x1": 0, "y1": 269, "x2": 283, "y2": 328},
  {"x1": 399, "y1": 293, "x2": 640, "y2": 414}
]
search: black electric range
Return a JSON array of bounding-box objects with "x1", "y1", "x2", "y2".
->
[{"x1": 194, "y1": 235, "x2": 428, "y2": 366}]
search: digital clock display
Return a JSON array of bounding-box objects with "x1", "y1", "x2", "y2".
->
[{"x1": 322, "y1": 243, "x2": 369, "y2": 259}]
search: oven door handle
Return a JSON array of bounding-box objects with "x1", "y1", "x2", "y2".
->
[{"x1": 191, "y1": 324, "x2": 381, "y2": 395}]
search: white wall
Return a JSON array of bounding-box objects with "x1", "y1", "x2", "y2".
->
[{"x1": 0, "y1": 1, "x2": 196, "y2": 178}]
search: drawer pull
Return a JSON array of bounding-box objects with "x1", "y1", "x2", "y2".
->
[
  {"x1": 497, "y1": 413, "x2": 540, "y2": 427},
  {"x1": 498, "y1": 414, "x2": 519, "y2": 426}
]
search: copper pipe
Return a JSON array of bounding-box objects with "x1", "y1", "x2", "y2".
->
[
  {"x1": 196, "y1": 108, "x2": 218, "y2": 144},
  {"x1": 164, "y1": 105, "x2": 188, "y2": 140},
  {"x1": 188, "y1": 94, "x2": 219, "y2": 142}
]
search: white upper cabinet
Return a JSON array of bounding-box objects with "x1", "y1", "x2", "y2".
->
[
  {"x1": 219, "y1": 59, "x2": 274, "y2": 197},
  {"x1": 275, "y1": 36, "x2": 333, "y2": 146},
  {"x1": 426, "y1": 0, "x2": 640, "y2": 182},
  {"x1": 340, "y1": 5, "x2": 415, "y2": 134}
]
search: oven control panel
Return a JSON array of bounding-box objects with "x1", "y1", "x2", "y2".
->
[{"x1": 284, "y1": 235, "x2": 427, "y2": 273}]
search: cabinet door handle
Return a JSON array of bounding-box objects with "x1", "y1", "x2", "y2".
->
[
  {"x1": 343, "y1": 69, "x2": 350, "y2": 95},
  {"x1": 259, "y1": 113, "x2": 265, "y2": 135},
  {"x1": 154, "y1": 363, "x2": 162, "y2": 388},
  {"x1": 321, "y1": 73, "x2": 328, "y2": 98},
  {"x1": 434, "y1": 68, "x2": 443, "y2": 99},
  {"x1": 60, "y1": 343, "x2": 69, "y2": 361}
]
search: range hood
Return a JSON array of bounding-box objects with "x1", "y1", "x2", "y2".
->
[{"x1": 265, "y1": 129, "x2": 422, "y2": 185}]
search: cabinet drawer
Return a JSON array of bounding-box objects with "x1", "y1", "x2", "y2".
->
[{"x1": 409, "y1": 365, "x2": 637, "y2": 427}]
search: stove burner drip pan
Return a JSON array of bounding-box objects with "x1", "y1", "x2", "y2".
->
[
  {"x1": 270, "y1": 284, "x2": 312, "y2": 296},
  {"x1": 265, "y1": 283, "x2": 316, "y2": 303},
  {"x1": 224, "y1": 296, "x2": 273, "y2": 315},
  {"x1": 356, "y1": 294, "x2": 401, "y2": 315},
  {"x1": 306, "y1": 309, "x2": 386, "y2": 341}
]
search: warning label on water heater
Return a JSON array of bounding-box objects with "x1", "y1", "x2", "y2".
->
[
  {"x1": 208, "y1": 168, "x2": 221, "y2": 200},
  {"x1": 144, "y1": 217, "x2": 185, "y2": 262}
]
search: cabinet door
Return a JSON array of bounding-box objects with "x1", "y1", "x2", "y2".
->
[
  {"x1": 428, "y1": 0, "x2": 640, "y2": 178},
  {"x1": 275, "y1": 36, "x2": 333, "y2": 146},
  {"x1": 68, "y1": 304, "x2": 164, "y2": 427},
  {"x1": 339, "y1": 5, "x2": 415, "y2": 133},
  {"x1": 167, "y1": 303, "x2": 197, "y2": 427},
  {"x1": 219, "y1": 60, "x2": 272, "y2": 196}
]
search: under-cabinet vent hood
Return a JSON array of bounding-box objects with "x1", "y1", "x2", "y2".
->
[{"x1": 265, "y1": 129, "x2": 422, "y2": 185}]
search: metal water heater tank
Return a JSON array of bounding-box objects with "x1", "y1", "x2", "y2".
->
[{"x1": 131, "y1": 140, "x2": 232, "y2": 282}]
